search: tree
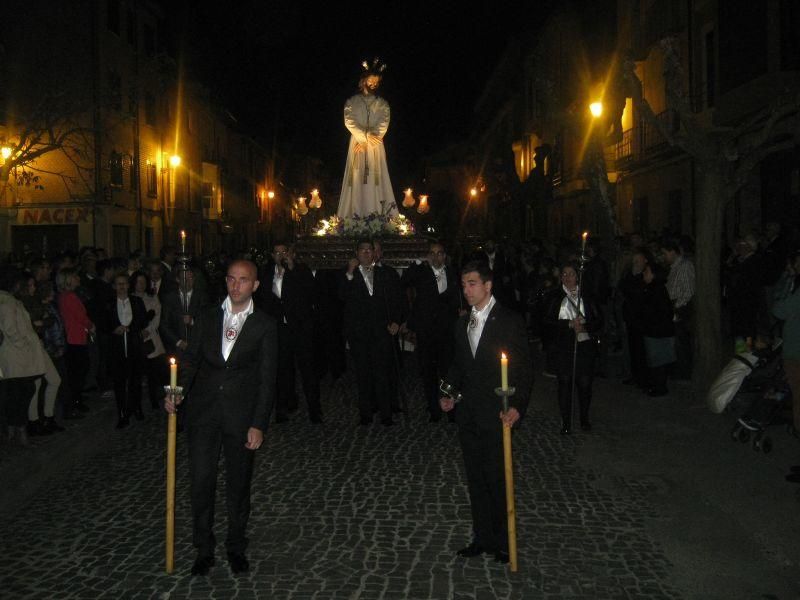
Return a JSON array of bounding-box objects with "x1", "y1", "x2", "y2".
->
[{"x1": 622, "y1": 36, "x2": 800, "y2": 392}]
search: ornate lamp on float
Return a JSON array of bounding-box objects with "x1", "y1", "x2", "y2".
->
[
  {"x1": 296, "y1": 196, "x2": 309, "y2": 216},
  {"x1": 416, "y1": 194, "x2": 430, "y2": 215},
  {"x1": 402, "y1": 188, "x2": 416, "y2": 208},
  {"x1": 309, "y1": 189, "x2": 322, "y2": 209}
]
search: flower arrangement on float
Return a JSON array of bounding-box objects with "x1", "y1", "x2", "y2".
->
[{"x1": 313, "y1": 211, "x2": 414, "y2": 237}]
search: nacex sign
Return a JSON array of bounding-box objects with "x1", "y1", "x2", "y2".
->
[{"x1": 17, "y1": 208, "x2": 90, "y2": 225}]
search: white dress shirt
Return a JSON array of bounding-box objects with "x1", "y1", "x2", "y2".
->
[
  {"x1": 468, "y1": 295, "x2": 496, "y2": 357},
  {"x1": 432, "y1": 265, "x2": 447, "y2": 294},
  {"x1": 359, "y1": 264, "x2": 374, "y2": 296},
  {"x1": 117, "y1": 296, "x2": 132, "y2": 357},
  {"x1": 221, "y1": 296, "x2": 254, "y2": 361},
  {"x1": 272, "y1": 265, "x2": 285, "y2": 298}
]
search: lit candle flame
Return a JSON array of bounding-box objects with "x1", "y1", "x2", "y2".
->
[
  {"x1": 170, "y1": 357, "x2": 176, "y2": 366},
  {"x1": 501, "y1": 352, "x2": 507, "y2": 360}
]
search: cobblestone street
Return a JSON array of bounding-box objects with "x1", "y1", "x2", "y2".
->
[{"x1": 1, "y1": 351, "x2": 799, "y2": 599}]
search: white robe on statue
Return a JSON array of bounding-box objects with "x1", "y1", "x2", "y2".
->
[{"x1": 337, "y1": 93, "x2": 398, "y2": 218}]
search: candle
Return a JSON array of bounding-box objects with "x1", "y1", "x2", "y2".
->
[
  {"x1": 581, "y1": 231, "x2": 588, "y2": 254},
  {"x1": 501, "y1": 352, "x2": 508, "y2": 391},
  {"x1": 180, "y1": 230, "x2": 186, "y2": 254},
  {"x1": 169, "y1": 357, "x2": 177, "y2": 388}
]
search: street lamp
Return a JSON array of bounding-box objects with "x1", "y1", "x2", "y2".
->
[
  {"x1": 589, "y1": 101, "x2": 603, "y2": 118},
  {"x1": 169, "y1": 154, "x2": 182, "y2": 168},
  {"x1": 469, "y1": 187, "x2": 478, "y2": 199},
  {"x1": 0, "y1": 146, "x2": 11, "y2": 161}
]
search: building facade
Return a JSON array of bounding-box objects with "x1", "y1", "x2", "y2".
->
[{"x1": 0, "y1": 0, "x2": 286, "y2": 260}]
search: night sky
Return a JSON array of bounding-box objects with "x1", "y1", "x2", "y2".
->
[{"x1": 161, "y1": 1, "x2": 555, "y2": 189}]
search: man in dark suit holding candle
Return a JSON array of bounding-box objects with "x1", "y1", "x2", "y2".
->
[
  {"x1": 440, "y1": 260, "x2": 533, "y2": 564},
  {"x1": 165, "y1": 259, "x2": 277, "y2": 576}
]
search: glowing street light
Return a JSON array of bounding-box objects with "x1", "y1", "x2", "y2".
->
[
  {"x1": 267, "y1": 190, "x2": 275, "y2": 200},
  {"x1": 417, "y1": 195, "x2": 430, "y2": 214},
  {"x1": 0, "y1": 146, "x2": 11, "y2": 160},
  {"x1": 589, "y1": 101, "x2": 603, "y2": 118},
  {"x1": 169, "y1": 154, "x2": 182, "y2": 168},
  {"x1": 469, "y1": 187, "x2": 478, "y2": 199}
]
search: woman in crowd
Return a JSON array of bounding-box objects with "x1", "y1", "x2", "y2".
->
[
  {"x1": 38, "y1": 280, "x2": 68, "y2": 432},
  {"x1": 639, "y1": 263, "x2": 675, "y2": 397},
  {"x1": 543, "y1": 262, "x2": 603, "y2": 434},
  {"x1": 56, "y1": 267, "x2": 94, "y2": 420},
  {"x1": 130, "y1": 270, "x2": 167, "y2": 410},
  {"x1": 618, "y1": 248, "x2": 652, "y2": 389},
  {"x1": 103, "y1": 272, "x2": 148, "y2": 429},
  {"x1": 0, "y1": 269, "x2": 47, "y2": 446}
]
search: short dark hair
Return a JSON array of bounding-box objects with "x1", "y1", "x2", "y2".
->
[
  {"x1": 355, "y1": 238, "x2": 373, "y2": 251},
  {"x1": 96, "y1": 259, "x2": 114, "y2": 276},
  {"x1": 461, "y1": 260, "x2": 493, "y2": 283}
]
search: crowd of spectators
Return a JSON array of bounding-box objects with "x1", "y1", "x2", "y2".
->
[{"x1": 1, "y1": 220, "x2": 798, "y2": 447}]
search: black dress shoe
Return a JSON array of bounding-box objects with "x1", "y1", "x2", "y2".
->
[
  {"x1": 785, "y1": 473, "x2": 800, "y2": 483},
  {"x1": 789, "y1": 465, "x2": 800, "y2": 473},
  {"x1": 43, "y1": 417, "x2": 65, "y2": 433},
  {"x1": 115, "y1": 416, "x2": 129, "y2": 429},
  {"x1": 560, "y1": 424, "x2": 571, "y2": 435},
  {"x1": 494, "y1": 550, "x2": 510, "y2": 564},
  {"x1": 227, "y1": 552, "x2": 249, "y2": 574},
  {"x1": 456, "y1": 542, "x2": 486, "y2": 557},
  {"x1": 191, "y1": 555, "x2": 215, "y2": 576}
]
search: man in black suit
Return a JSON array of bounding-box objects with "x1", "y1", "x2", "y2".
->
[
  {"x1": 440, "y1": 260, "x2": 533, "y2": 565},
  {"x1": 340, "y1": 239, "x2": 403, "y2": 426},
  {"x1": 165, "y1": 260, "x2": 277, "y2": 576},
  {"x1": 255, "y1": 242, "x2": 322, "y2": 424},
  {"x1": 401, "y1": 241, "x2": 462, "y2": 422},
  {"x1": 147, "y1": 259, "x2": 177, "y2": 301},
  {"x1": 159, "y1": 268, "x2": 209, "y2": 359}
]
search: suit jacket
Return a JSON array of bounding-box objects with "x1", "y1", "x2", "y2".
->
[
  {"x1": 159, "y1": 288, "x2": 210, "y2": 353},
  {"x1": 179, "y1": 305, "x2": 277, "y2": 433},
  {"x1": 401, "y1": 262, "x2": 461, "y2": 334},
  {"x1": 255, "y1": 261, "x2": 316, "y2": 335},
  {"x1": 339, "y1": 265, "x2": 403, "y2": 343},
  {"x1": 446, "y1": 300, "x2": 533, "y2": 434}
]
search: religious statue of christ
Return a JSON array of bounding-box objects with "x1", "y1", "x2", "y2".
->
[{"x1": 336, "y1": 58, "x2": 398, "y2": 219}]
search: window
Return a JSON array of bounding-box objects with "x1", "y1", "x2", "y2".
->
[
  {"x1": 129, "y1": 154, "x2": 138, "y2": 191},
  {"x1": 107, "y1": 69, "x2": 122, "y2": 111},
  {"x1": 107, "y1": 0, "x2": 120, "y2": 34},
  {"x1": 635, "y1": 196, "x2": 649, "y2": 233},
  {"x1": 144, "y1": 93, "x2": 156, "y2": 126},
  {"x1": 718, "y1": 1, "x2": 767, "y2": 94},
  {"x1": 109, "y1": 152, "x2": 123, "y2": 187},
  {"x1": 668, "y1": 189, "x2": 683, "y2": 233},
  {"x1": 126, "y1": 8, "x2": 136, "y2": 46},
  {"x1": 703, "y1": 29, "x2": 716, "y2": 109},
  {"x1": 781, "y1": 0, "x2": 800, "y2": 70},
  {"x1": 143, "y1": 24, "x2": 156, "y2": 57},
  {"x1": 202, "y1": 182, "x2": 213, "y2": 209},
  {"x1": 146, "y1": 161, "x2": 157, "y2": 197}
]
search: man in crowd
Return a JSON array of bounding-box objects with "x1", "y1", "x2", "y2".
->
[
  {"x1": 165, "y1": 259, "x2": 277, "y2": 576},
  {"x1": 256, "y1": 242, "x2": 322, "y2": 424},
  {"x1": 401, "y1": 241, "x2": 461, "y2": 422},
  {"x1": 160, "y1": 267, "x2": 209, "y2": 360},
  {"x1": 440, "y1": 260, "x2": 533, "y2": 564},
  {"x1": 662, "y1": 238, "x2": 695, "y2": 379},
  {"x1": 340, "y1": 239, "x2": 403, "y2": 426}
]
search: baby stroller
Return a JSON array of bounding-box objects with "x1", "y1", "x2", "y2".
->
[
  {"x1": 708, "y1": 338, "x2": 783, "y2": 414},
  {"x1": 723, "y1": 340, "x2": 790, "y2": 453}
]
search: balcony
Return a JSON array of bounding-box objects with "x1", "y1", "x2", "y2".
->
[{"x1": 609, "y1": 110, "x2": 680, "y2": 171}]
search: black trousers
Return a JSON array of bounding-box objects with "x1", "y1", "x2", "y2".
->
[
  {"x1": 3, "y1": 377, "x2": 37, "y2": 426},
  {"x1": 111, "y1": 356, "x2": 142, "y2": 417},
  {"x1": 276, "y1": 323, "x2": 321, "y2": 420},
  {"x1": 188, "y1": 416, "x2": 255, "y2": 556},
  {"x1": 415, "y1": 327, "x2": 453, "y2": 415},
  {"x1": 64, "y1": 344, "x2": 90, "y2": 410},
  {"x1": 349, "y1": 333, "x2": 394, "y2": 421},
  {"x1": 458, "y1": 426, "x2": 508, "y2": 553},
  {"x1": 145, "y1": 355, "x2": 169, "y2": 408},
  {"x1": 626, "y1": 323, "x2": 647, "y2": 386}
]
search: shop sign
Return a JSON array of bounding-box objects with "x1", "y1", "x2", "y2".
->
[{"x1": 18, "y1": 208, "x2": 90, "y2": 225}]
